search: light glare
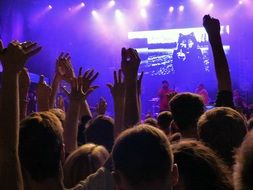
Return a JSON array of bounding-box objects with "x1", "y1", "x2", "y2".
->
[
  {"x1": 81, "y1": 2, "x2": 85, "y2": 7},
  {"x1": 169, "y1": 6, "x2": 174, "y2": 13},
  {"x1": 108, "y1": 0, "x2": 116, "y2": 7},
  {"x1": 179, "y1": 5, "x2": 184, "y2": 12},
  {"x1": 140, "y1": 8, "x2": 147, "y2": 18}
]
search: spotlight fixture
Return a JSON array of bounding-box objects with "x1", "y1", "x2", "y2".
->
[
  {"x1": 48, "y1": 5, "x2": 52, "y2": 9},
  {"x1": 81, "y1": 2, "x2": 85, "y2": 7}
]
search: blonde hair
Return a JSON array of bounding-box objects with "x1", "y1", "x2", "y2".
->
[{"x1": 63, "y1": 143, "x2": 109, "y2": 188}]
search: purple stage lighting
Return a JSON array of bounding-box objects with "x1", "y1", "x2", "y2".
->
[
  {"x1": 108, "y1": 0, "x2": 116, "y2": 7},
  {"x1": 48, "y1": 5, "x2": 52, "y2": 9},
  {"x1": 140, "y1": 0, "x2": 150, "y2": 7},
  {"x1": 81, "y1": 2, "x2": 85, "y2": 7},
  {"x1": 179, "y1": 5, "x2": 184, "y2": 12},
  {"x1": 239, "y1": 0, "x2": 243, "y2": 4},
  {"x1": 140, "y1": 8, "x2": 147, "y2": 18},
  {"x1": 92, "y1": 10, "x2": 98, "y2": 18},
  {"x1": 169, "y1": 6, "x2": 174, "y2": 13}
]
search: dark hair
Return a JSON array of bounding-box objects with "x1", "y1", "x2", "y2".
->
[
  {"x1": 248, "y1": 117, "x2": 253, "y2": 131},
  {"x1": 198, "y1": 107, "x2": 247, "y2": 167},
  {"x1": 86, "y1": 115, "x2": 114, "y2": 152},
  {"x1": 19, "y1": 111, "x2": 63, "y2": 182},
  {"x1": 157, "y1": 111, "x2": 172, "y2": 130},
  {"x1": 170, "y1": 93, "x2": 204, "y2": 130},
  {"x1": 112, "y1": 124, "x2": 173, "y2": 186},
  {"x1": 172, "y1": 140, "x2": 233, "y2": 190},
  {"x1": 143, "y1": 117, "x2": 158, "y2": 127},
  {"x1": 234, "y1": 130, "x2": 253, "y2": 190}
]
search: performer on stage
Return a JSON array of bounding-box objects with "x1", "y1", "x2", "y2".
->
[
  {"x1": 195, "y1": 83, "x2": 209, "y2": 105},
  {"x1": 158, "y1": 80, "x2": 175, "y2": 112}
]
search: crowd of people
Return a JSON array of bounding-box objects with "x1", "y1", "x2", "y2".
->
[{"x1": 0, "y1": 14, "x2": 253, "y2": 190}]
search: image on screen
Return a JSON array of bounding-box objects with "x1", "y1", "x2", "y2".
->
[{"x1": 128, "y1": 26, "x2": 230, "y2": 77}]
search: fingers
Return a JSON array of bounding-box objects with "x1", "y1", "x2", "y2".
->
[
  {"x1": 118, "y1": 69, "x2": 122, "y2": 84},
  {"x1": 25, "y1": 45, "x2": 42, "y2": 57},
  {"x1": 61, "y1": 86, "x2": 70, "y2": 96},
  {"x1": 114, "y1": 70, "x2": 117, "y2": 84},
  {"x1": 138, "y1": 71, "x2": 144, "y2": 82},
  {"x1": 39, "y1": 75, "x2": 45, "y2": 84},
  {"x1": 0, "y1": 39, "x2": 4, "y2": 51},
  {"x1": 106, "y1": 83, "x2": 113, "y2": 90},
  {"x1": 78, "y1": 67, "x2": 83, "y2": 77}
]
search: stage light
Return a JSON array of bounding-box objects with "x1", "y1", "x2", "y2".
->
[
  {"x1": 115, "y1": 9, "x2": 123, "y2": 19},
  {"x1": 92, "y1": 10, "x2": 99, "y2": 18},
  {"x1": 169, "y1": 6, "x2": 174, "y2": 13},
  {"x1": 179, "y1": 5, "x2": 184, "y2": 12},
  {"x1": 140, "y1": 0, "x2": 150, "y2": 7},
  {"x1": 140, "y1": 8, "x2": 147, "y2": 18},
  {"x1": 108, "y1": 0, "x2": 116, "y2": 7},
  {"x1": 239, "y1": 0, "x2": 243, "y2": 4},
  {"x1": 48, "y1": 5, "x2": 52, "y2": 9},
  {"x1": 81, "y1": 2, "x2": 85, "y2": 7},
  {"x1": 208, "y1": 3, "x2": 214, "y2": 9}
]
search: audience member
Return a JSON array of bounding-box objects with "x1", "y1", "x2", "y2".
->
[
  {"x1": 63, "y1": 143, "x2": 109, "y2": 188},
  {"x1": 198, "y1": 107, "x2": 247, "y2": 167},
  {"x1": 172, "y1": 139, "x2": 233, "y2": 190},
  {"x1": 157, "y1": 111, "x2": 173, "y2": 136},
  {"x1": 112, "y1": 124, "x2": 178, "y2": 190}
]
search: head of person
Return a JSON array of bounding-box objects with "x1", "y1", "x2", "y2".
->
[
  {"x1": 157, "y1": 111, "x2": 173, "y2": 133},
  {"x1": 112, "y1": 124, "x2": 178, "y2": 190},
  {"x1": 86, "y1": 115, "x2": 114, "y2": 152},
  {"x1": 143, "y1": 117, "x2": 158, "y2": 128},
  {"x1": 172, "y1": 140, "x2": 233, "y2": 190},
  {"x1": 19, "y1": 111, "x2": 64, "y2": 184},
  {"x1": 247, "y1": 117, "x2": 253, "y2": 131},
  {"x1": 169, "y1": 93, "x2": 204, "y2": 137},
  {"x1": 197, "y1": 83, "x2": 204, "y2": 91},
  {"x1": 63, "y1": 143, "x2": 109, "y2": 188},
  {"x1": 49, "y1": 108, "x2": 66, "y2": 127},
  {"x1": 162, "y1": 80, "x2": 169, "y2": 89},
  {"x1": 234, "y1": 130, "x2": 253, "y2": 190},
  {"x1": 197, "y1": 107, "x2": 247, "y2": 167}
]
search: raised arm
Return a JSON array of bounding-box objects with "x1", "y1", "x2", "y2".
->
[
  {"x1": 203, "y1": 15, "x2": 234, "y2": 108},
  {"x1": 49, "y1": 53, "x2": 75, "y2": 108},
  {"x1": 64, "y1": 69, "x2": 98, "y2": 155},
  {"x1": 107, "y1": 70, "x2": 125, "y2": 137},
  {"x1": 0, "y1": 40, "x2": 41, "y2": 190},
  {"x1": 36, "y1": 75, "x2": 52, "y2": 111},
  {"x1": 121, "y1": 48, "x2": 141, "y2": 128},
  {"x1": 19, "y1": 68, "x2": 30, "y2": 120}
]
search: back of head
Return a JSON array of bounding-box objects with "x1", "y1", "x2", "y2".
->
[
  {"x1": 112, "y1": 124, "x2": 174, "y2": 190},
  {"x1": 172, "y1": 140, "x2": 233, "y2": 190},
  {"x1": 248, "y1": 117, "x2": 253, "y2": 131},
  {"x1": 49, "y1": 108, "x2": 66, "y2": 127},
  {"x1": 234, "y1": 130, "x2": 253, "y2": 190},
  {"x1": 63, "y1": 143, "x2": 109, "y2": 188},
  {"x1": 170, "y1": 93, "x2": 204, "y2": 131},
  {"x1": 86, "y1": 115, "x2": 114, "y2": 152},
  {"x1": 198, "y1": 107, "x2": 247, "y2": 167},
  {"x1": 19, "y1": 111, "x2": 63, "y2": 182},
  {"x1": 157, "y1": 111, "x2": 173, "y2": 131},
  {"x1": 143, "y1": 117, "x2": 158, "y2": 128}
]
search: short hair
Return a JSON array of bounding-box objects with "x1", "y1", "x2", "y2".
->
[
  {"x1": 234, "y1": 130, "x2": 253, "y2": 190},
  {"x1": 143, "y1": 117, "x2": 158, "y2": 127},
  {"x1": 112, "y1": 124, "x2": 173, "y2": 187},
  {"x1": 170, "y1": 93, "x2": 204, "y2": 130},
  {"x1": 49, "y1": 108, "x2": 66, "y2": 127},
  {"x1": 198, "y1": 107, "x2": 247, "y2": 167},
  {"x1": 63, "y1": 143, "x2": 109, "y2": 188},
  {"x1": 172, "y1": 140, "x2": 233, "y2": 190},
  {"x1": 248, "y1": 117, "x2": 253, "y2": 131},
  {"x1": 86, "y1": 115, "x2": 114, "y2": 152},
  {"x1": 19, "y1": 111, "x2": 63, "y2": 182},
  {"x1": 157, "y1": 111, "x2": 172, "y2": 130}
]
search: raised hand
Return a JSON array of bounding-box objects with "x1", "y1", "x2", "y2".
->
[
  {"x1": 137, "y1": 71, "x2": 144, "y2": 95},
  {"x1": 121, "y1": 48, "x2": 141, "y2": 79},
  {"x1": 0, "y1": 40, "x2": 41, "y2": 73},
  {"x1": 36, "y1": 75, "x2": 52, "y2": 111},
  {"x1": 80, "y1": 69, "x2": 99, "y2": 93},
  {"x1": 203, "y1": 15, "x2": 220, "y2": 38},
  {"x1": 107, "y1": 69, "x2": 125, "y2": 99},
  {"x1": 56, "y1": 52, "x2": 75, "y2": 83},
  {"x1": 96, "y1": 97, "x2": 108, "y2": 115}
]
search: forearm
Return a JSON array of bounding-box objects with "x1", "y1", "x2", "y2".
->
[
  {"x1": 0, "y1": 72, "x2": 23, "y2": 190},
  {"x1": 80, "y1": 100, "x2": 92, "y2": 118},
  {"x1": 37, "y1": 96, "x2": 50, "y2": 111},
  {"x1": 124, "y1": 78, "x2": 140, "y2": 128},
  {"x1": 64, "y1": 99, "x2": 81, "y2": 154},
  {"x1": 19, "y1": 99, "x2": 28, "y2": 120},
  {"x1": 49, "y1": 75, "x2": 61, "y2": 108},
  {"x1": 113, "y1": 100, "x2": 124, "y2": 137},
  {"x1": 209, "y1": 35, "x2": 232, "y2": 91}
]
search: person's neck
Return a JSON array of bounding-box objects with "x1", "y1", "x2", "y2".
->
[
  {"x1": 181, "y1": 126, "x2": 198, "y2": 139},
  {"x1": 27, "y1": 177, "x2": 64, "y2": 190}
]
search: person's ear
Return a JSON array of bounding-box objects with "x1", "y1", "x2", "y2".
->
[
  {"x1": 171, "y1": 164, "x2": 179, "y2": 186},
  {"x1": 112, "y1": 171, "x2": 124, "y2": 190}
]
